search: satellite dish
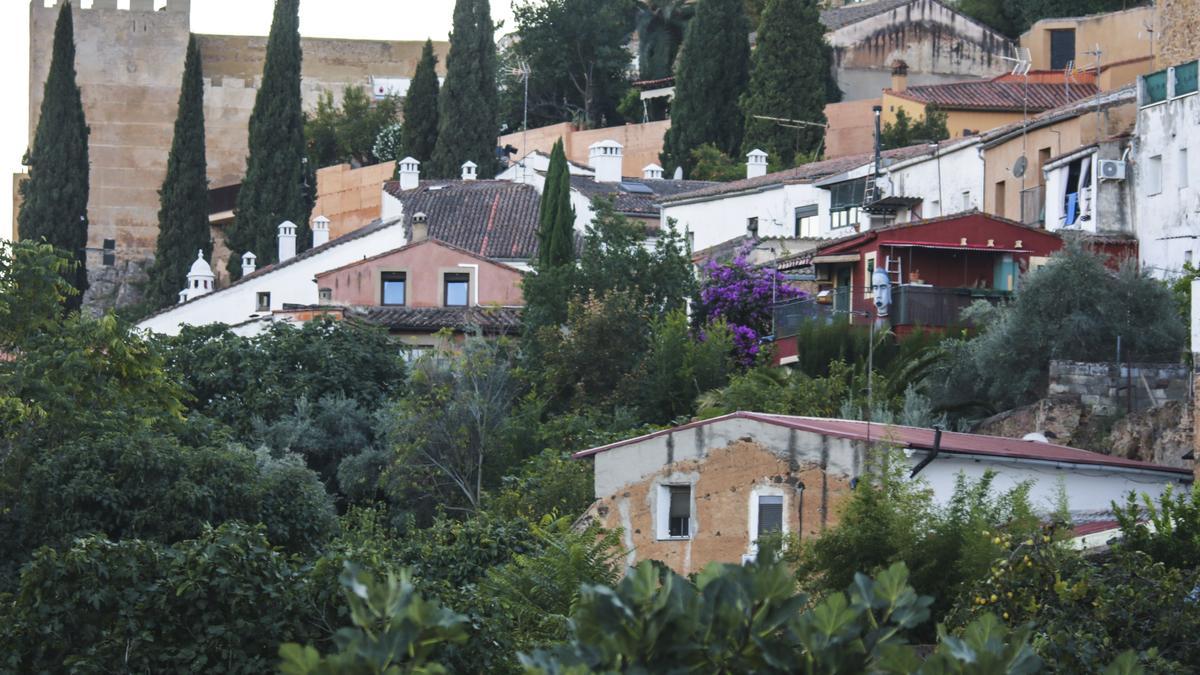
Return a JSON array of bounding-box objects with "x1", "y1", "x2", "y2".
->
[
  {"x1": 672, "y1": 166, "x2": 683, "y2": 180},
  {"x1": 1012, "y1": 155, "x2": 1028, "y2": 178}
]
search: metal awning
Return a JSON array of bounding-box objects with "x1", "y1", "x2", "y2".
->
[
  {"x1": 811, "y1": 253, "x2": 860, "y2": 263},
  {"x1": 878, "y1": 241, "x2": 1025, "y2": 253}
]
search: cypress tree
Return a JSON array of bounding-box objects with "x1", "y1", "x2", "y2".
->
[
  {"x1": 430, "y1": 0, "x2": 498, "y2": 179},
  {"x1": 18, "y1": 3, "x2": 90, "y2": 310},
  {"x1": 659, "y1": 0, "x2": 750, "y2": 178},
  {"x1": 401, "y1": 39, "x2": 440, "y2": 167},
  {"x1": 740, "y1": 0, "x2": 831, "y2": 168},
  {"x1": 146, "y1": 36, "x2": 210, "y2": 310},
  {"x1": 225, "y1": 0, "x2": 312, "y2": 280},
  {"x1": 537, "y1": 139, "x2": 575, "y2": 269}
]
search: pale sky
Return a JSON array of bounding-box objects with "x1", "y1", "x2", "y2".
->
[{"x1": 0, "y1": 0, "x2": 518, "y2": 241}]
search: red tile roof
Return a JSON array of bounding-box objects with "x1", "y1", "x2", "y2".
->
[
  {"x1": 891, "y1": 78, "x2": 1099, "y2": 112},
  {"x1": 573, "y1": 411, "x2": 1193, "y2": 477}
]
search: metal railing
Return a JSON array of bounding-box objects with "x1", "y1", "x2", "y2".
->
[{"x1": 772, "y1": 286, "x2": 1011, "y2": 338}]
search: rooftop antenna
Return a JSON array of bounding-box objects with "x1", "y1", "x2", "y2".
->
[
  {"x1": 1082, "y1": 44, "x2": 1103, "y2": 138},
  {"x1": 510, "y1": 59, "x2": 531, "y2": 174},
  {"x1": 752, "y1": 114, "x2": 830, "y2": 160},
  {"x1": 999, "y1": 46, "x2": 1033, "y2": 192}
]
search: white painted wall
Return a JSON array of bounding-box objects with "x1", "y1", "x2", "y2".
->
[
  {"x1": 1133, "y1": 88, "x2": 1200, "y2": 279},
  {"x1": 1044, "y1": 151, "x2": 1099, "y2": 233},
  {"x1": 137, "y1": 218, "x2": 406, "y2": 336},
  {"x1": 883, "y1": 139, "x2": 984, "y2": 221},
  {"x1": 662, "y1": 183, "x2": 838, "y2": 253}
]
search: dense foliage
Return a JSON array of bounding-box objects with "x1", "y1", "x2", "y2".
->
[
  {"x1": 146, "y1": 36, "x2": 212, "y2": 311},
  {"x1": 18, "y1": 3, "x2": 90, "y2": 309},
  {"x1": 226, "y1": 0, "x2": 313, "y2": 278},
  {"x1": 697, "y1": 244, "x2": 806, "y2": 363},
  {"x1": 881, "y1": 105, "x2": 950, "y2": 149},
  {"x1": 660, "y1": 0, "x2": 751, "y2": 176},
  {"x1": 431, "y1": 0, "x2": 499, "y2": 178},
  {"x1": 305, "y1": 86, "x2": 402, "y2": 168},
  {"x1": 635, "y1": 0, "x2": 693, "y2": 120},
  {"x1": 401, "y1": 39, "x2": 441, "y2": 165},
  {"x1": 739, "y1": 0, "x2": 835, "y2": 167},
  {"x1": 536, "y1": 139, "x2": 576, "y2": 269}
]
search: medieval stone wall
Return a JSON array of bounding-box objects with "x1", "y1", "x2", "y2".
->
[
  {"x1": 1157, "y1": 0, "x2": 1200, "y2": 68},
  {"x1": 26, "y1": 1, "x2": 446, "y2": 311}
]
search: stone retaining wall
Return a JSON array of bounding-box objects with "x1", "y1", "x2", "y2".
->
[{"x1": 1048, "y1": 360, "x2": 1191, "y2": 416}]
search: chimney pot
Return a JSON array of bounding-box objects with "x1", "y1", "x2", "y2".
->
[
  {"x1": 311, "y1": 215, "x2": 331, "y2": 248},
  {"x1": 277, "y1": 221, "x2": 297, "y2": 262},
  {"x1": 890, "y1": 60, "x2": 909, "y2": 93},
  {"x1": 411, "y1": 212, "x2": 429, "y2": 243},
  {"x1": 241, "y1": 251, "x2": 257, "y2": 276},
  {"x1": 398, "y1": 156, "x2": 421, "y2": 191},
  {"x1": 588, "y1": 140, "x2": 624, "y2": 183},
  {"x1": 643, "y1": 163, "x2": 664, "y2": 180},
  {"x1": 746, "y1": 149, "x2": 769, "y2": 179},
  {"x1": 461, "y1": 160, "x2": 478, "y2": 181}
]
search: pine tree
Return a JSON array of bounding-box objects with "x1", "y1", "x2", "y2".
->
[
  {"x1": 430, "y1": 0, "x2": 498, "y2": 179},
  {"x1": 225, "y1": 0, "x2": 312, "y2": 280},
  {"x1": 401, "y1": 39, "x2": 440, "y2": 167},
  {"x1": 740, "y1": 0, "x2": 831, "y2": 168},
  {"x1": 18, "y1": 3, "x2": 90, "y2": 311},
  {"x1": 659, "y1": 0, "x2": 750, "y2": 178},
  {"x1": 146, "y1": 36, "x2": 210, "y2": 310},
  {"x1": 537, "y1": 139, "x2": 575, "y2": 269}
]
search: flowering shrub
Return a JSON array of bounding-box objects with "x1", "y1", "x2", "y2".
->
[{"x1": 698, "y1": 244, "x2": 806, "y2": 364}]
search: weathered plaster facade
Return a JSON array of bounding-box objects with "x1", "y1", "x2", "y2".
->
[
  {"x1": 1156, "y1": 0, "x2": 1200, "y2": 68},
  {"x1": 1021, "y1": 7, "x2": 1157, "y2": 85},
  {"x1": 826, "y1": 0, "x2": 1010, "y2": 101},
  {"x1": 25, "y1": 1, "x2": 446, "y2": 311}
]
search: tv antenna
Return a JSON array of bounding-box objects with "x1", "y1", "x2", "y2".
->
[{"x1": 510, "y1": 59, "x2": 531, "y2": 174}]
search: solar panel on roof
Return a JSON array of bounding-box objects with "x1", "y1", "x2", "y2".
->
[{"x1": 619, "y1": 181, "x2": 655, "y2": 194}]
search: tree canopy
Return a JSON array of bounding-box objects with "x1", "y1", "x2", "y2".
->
[
  {"x1": 401, "y1": 39, "x2": 442, "y2": 165},
  {"x1": 535, "y1": 139, "x2": 575, "y2": 270},
  {"x1": 431, "y1": 0, "x2": 499, "y2": 178}
]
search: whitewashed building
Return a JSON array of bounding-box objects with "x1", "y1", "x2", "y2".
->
[
  {"x1": 138, "y1": 216, "x2": 405, "y2": 336},
  {"x1": 1132, "y1": 59, "x2": 1200, "y2": 279},
  {"x1": 876, "y1": 137, "x2": 984, "y2": 222}
]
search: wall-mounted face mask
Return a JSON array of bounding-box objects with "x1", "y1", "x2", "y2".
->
[{"x1": 872, "y1": 267, "x2": 891, "y2": 317}]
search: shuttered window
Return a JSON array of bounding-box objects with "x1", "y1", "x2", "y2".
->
[
  {"x1": 757, "y1": 495, "x2": 783, "y2": 535},
  {"x1": 668, "y1": 485, "x2": 690, "y2": 537}
]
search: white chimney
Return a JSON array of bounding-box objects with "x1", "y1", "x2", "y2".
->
[
  {"x1": 589, "y1": 140, "x2": 624, "y2": 183},
  {"x1": 241, "y1": 251, "x2": 257, "y2": 276},
  {"x1": 398, "y1": 156, "x2": 421, "y2": 191},
  {"x1": 278, "y1": 221, "x2": 297, "y2": 262},
  {"x1": 747, "y1": 149, "x2": 768, "y2": 179},
  {"x1": 180, "y1": 249, "x2": 215, "y2": 302},
  {"x1": 643, "y1": 163, "x2": 664, "y2": 180},
  {"x1": 311, "y1": 214, "x2": 331, "y2": 247},
  {"x1": 461, "y1": 160, "x2": 478, "y2": 181},
  {"x1": 411, "y1": 212, "x2": 429, "y2": 243}
]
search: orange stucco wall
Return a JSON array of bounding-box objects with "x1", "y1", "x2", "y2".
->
[
  {"x1": 313, "y1": 162, "x2": 397, "y2": 239},
  {"x1": 315, "y1": 239, "x2": 524, "y2": 308},
  {"x1": 824, "y1": 98, "x2": 880, "y2": 159},
  {"x1": 1021, "y1": 7, "x2": 1156, "y2": 74},
  {"x1": 882, "y1": 91, "x2": 1026, "y2": 138},
  {"x1": 588, "y1": 441, "x2": 852, "y2": 576},
  {"x1": 498, "y1": 120, "x2": 671, "y2": 178}
]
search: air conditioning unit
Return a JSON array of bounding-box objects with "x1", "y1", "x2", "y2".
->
[{"x1": 1098, "y1": 159, "x2": 1126, "y2": 181}]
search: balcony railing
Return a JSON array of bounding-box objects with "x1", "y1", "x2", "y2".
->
[{"x1": 771, "y1": 286, "x2": 1010, "y2": 338}]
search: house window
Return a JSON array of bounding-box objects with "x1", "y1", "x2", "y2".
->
[
  {"x1": 256, "y1": 292, "x2": 271, "y2": 312},
  {"x1": 757, "y1": 495, "x2": 784, "y2": 536},
  {"x1": 829, "y1": 178, "x2": 866, "y2": 230},
  {"x1": 1180, "y1": 148, "x2": 1189, "y2": 189},
  {"x1": 102, "y1": 239, "x2": 116, "y2": 266},
  {"x1": 1185, "y1": 250, "x2": 1193, "y2": 267},
  {"x1": 961, "y1": 190, "x2": 971, "y2": 211},
  {"x1": 794, "y1": 204, "x2": 819, "y2": 237},
  {"x1": 1049, "y1": 28, "x2": 1075, "y2": 70},
  {"x1": 1148, "y1": 155, "x2": 1163, "y2": 195},
  {"x1": 319, "y1": 287, "x2": 332, "y2": 303},
  {"x1": 747, "y1": 216, "x2": 759, "y2": 236},
  {"x1": 994, "y1": 180, "x2": 1007, "y2": 218},
  {"x1": 444, "y1": 272, "x2": 470, "y2": 307},
  {"x1": 381, "y1": 272, "x2": 407, "y2": 305},
  {"x1": 657, "y1": 484, "x2": 691, "y2": 539}
]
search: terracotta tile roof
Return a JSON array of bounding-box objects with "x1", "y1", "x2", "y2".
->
[
  {"x1": 820, "y1": 0, "x2": 914, "y2": 30},
  {"x1": 569, "y1": 176, "x2": 719, "y2": 216},
  {"x1": 660, "y1": 144, "x2": 933, "y2": 204},
  {"x1": 383, "y1": 180, "x2": 541, "y2": 260},
  {"x1": 355, "y1": 305, "x2": 523, "y2": 334},
  {"x1": 892, "y1": 78, "x2": 1099, "y2": 112},
  {"x1": 980, "y1": 84, "x2": 1136, "y2": 146},
  {"x1": 573, "y1": 411, "x2": 1194, "y2": 477}
]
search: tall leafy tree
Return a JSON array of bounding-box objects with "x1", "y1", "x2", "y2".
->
[
  {"x1": 509, "y1": 0, "x2": 634, "y2": 130},
  {"x1": 146, "y1": 36, "x2": 210, "y2": 310},
  {"x1": 401, "y1": 39, "x2": 441, "y2": 166},
  {"x1": 18, "y1": 3, "x2": 90, "y2": 311},
  {"x1": 225, "y1": 0, "x2": 312, "y2": 280},
  {"x1": 431, "y1": 0, "x2": 498, "y2": 179},
  {"x1": 740, "y1": 0, "x2": 831, "y2": 168},
  {"x1": 536, "y1": 140, "x2": 575, "y2": 269},
  {"x1": 635, "y1": 0, "x2": 692, "y2": 81},
  {"x1": 660, "y1": 0, "x2": 750, "y2": 177}
]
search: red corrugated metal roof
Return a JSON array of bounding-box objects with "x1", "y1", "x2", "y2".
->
[{"x1": 573, "y1": 411, "x2": 1193, "y2": 477}]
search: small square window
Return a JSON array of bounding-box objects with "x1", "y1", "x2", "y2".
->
[
  {"x1": 668, "y1": 485, "x2": 690, "y2": 538},
  {"x1": 747, "y1": 216, "x2": 759, "y2": 236},
  {"x1": 319, "y1": 287, "x2": 332, "y2": 303},
  {"x1": 102, "y1": 239, "x2": 115, "y2": 267},
  {"x1": 381, "y1": 272, "x2": 406, "y2": 306},
  {"x1": 444, "y1": 272, "x2": 469, "y2": 307},
  {"x1": 256, "y1": 292, "x2": 271, "y2": 312},
  {"x1": 1147, "y1": 155, "x2": 1163, "y2": 195},
  {"x1": 757, "y1": 495, "x2": 783, "y2": 536}
]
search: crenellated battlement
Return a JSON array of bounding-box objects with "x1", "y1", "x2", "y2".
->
[{"x1": 34, "y1": 0, "x2": 189, "y2": 13}]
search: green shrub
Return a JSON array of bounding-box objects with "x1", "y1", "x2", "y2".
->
[{"x1": 1114, "y1": 485, "x2": 1200, "y2": 569}]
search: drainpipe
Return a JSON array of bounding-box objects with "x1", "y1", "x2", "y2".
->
[
  {"x1": 872, "y1": 105, "x2": 883, "y2": 205},
  {"x1": 909, "y1": 425, "x2": 943, "y2": 478}
]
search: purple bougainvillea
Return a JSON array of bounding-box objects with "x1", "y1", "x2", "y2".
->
[{"x1": 698, "y1": 243, "x2": 807, "y2": 365}]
